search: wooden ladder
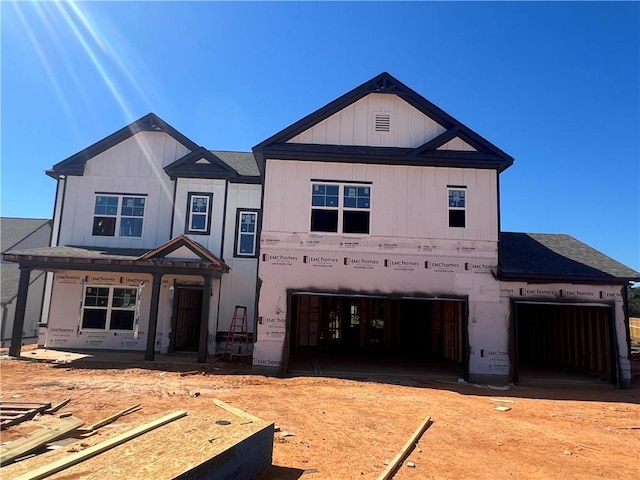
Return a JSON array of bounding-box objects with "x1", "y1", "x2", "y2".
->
[{"x1": 223, "y1": 305, "x2": 250, "y2": 361}]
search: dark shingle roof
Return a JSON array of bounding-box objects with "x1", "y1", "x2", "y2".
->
[
  {"x1": 500, "y1": 232, "x2": 640, "y2": 283},
  {"x1": 210, "y1": 151, "x2": 260, "y2": 177},
  {"x1": 1, "y1": 218, "x2": 51, "y2": 303},
  {"x1": 1, "y1": 218, "x2": 50, "y2": 252},
  {"x1": 4, "y1": 245, "x2": 149, "y2": 260}
]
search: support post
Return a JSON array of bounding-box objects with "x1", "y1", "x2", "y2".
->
[
  {"x1": 198, "y1": 274, "x2": 212, "y2": 363},
  {"x1": 144, "y1": 273, "x2": 162, "y2": 362},
  {"x1": 9, "y1": 266, "x2": 33, "y2": 357}
]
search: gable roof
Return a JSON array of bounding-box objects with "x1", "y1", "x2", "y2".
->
[
  {"x1": 499, "y1": 232, "x2": 640, "y2": 284},
  {"x1": 253, "y1": 72, "x2": 514, "y2": 174},
  {"x1": 139, "y1": 235, "x2": 230, "y2": 272},
  {"x1": 46, "y1": 113, "x2": 200, "y2": 178},
  {"x1": 164, "y1": 149, "x2": 261, "y2": 183},
  {"x1": 1, "y1": 218, "x2": 51, "y2": 253}
]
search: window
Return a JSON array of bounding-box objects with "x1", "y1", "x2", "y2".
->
[
  {"x1": 82, "y1": 286, "x2": 137, "y2": 330},
  {"x1": 311, "y1": 182, "x2": 371, "y2": 234},
  {"x1": 448, "y1": 188, "x2": 466, "y2": 228},
  {"x1": 93, "y1": 194, "x2": 145, "y2": 237},
  {"x1": 186, "y1": 193, "x2": 213, "y2": 234},
  {"x1": 235, "y1": 209, "x2": 259, "y2": 257}
]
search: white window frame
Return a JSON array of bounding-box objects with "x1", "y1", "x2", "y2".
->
[
  {"x1": 448, "y1": 187, "x2": 466, "y2": 228},
  {"x1": 186, "y1": 193, "x2": 213, "y2": 234},
  {"x1": 235, "y1": 210, "x2": 259, "y2": 257},
  {"x1": 92, "y1": 194, "x2": 146, "y2": 238},
  {"x1": 310, "y1": 182, "x2": 371, "y2": 235},
  {"x1": 81, "y1": 285, "x2": 138, "y2": 331}
]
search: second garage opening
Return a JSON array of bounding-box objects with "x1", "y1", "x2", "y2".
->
[
  {"x1": 288, "y1": 293, "x2": 467, "y2": 379},
  {"x1": 513, "y1": 302, "x2": 617, "y2": 384}
]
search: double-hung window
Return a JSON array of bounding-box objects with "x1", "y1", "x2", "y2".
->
[
  {"x1": 311, "y1": 182, "x2": 371, "y2": 234},
  {"x1": 235, "y1": 209, "x2": 259, "y2": 257},
  {"x1": 448, "y1": 187, "x2": 466, "y2": 228},
  {"x1": 93, "y1": 194, "x2": 145, "y2": 237},
  {"x1": 82, "y1": 286, "x2": 137, "y2": 331},
  {"x1": 186, "y1": 193, "x2": 213, "y2": 234}
]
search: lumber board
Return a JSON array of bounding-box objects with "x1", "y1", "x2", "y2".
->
[
  {"x1": 11, "y1": 410, "x2": 187, "y2": 480},
  {"x1": 80, "y1": 403, "x2": 141, "y2": 431},
  {"x1": 376, "y1": 415, "x2": 432, "y2": 480},
  {"x1": 212, "y1": 399, "x2": 262, "y2": 422},
  {"x1": 0, "y1": 416, "x2": 84, "y2": 466},
  {"x1": 45, "y1": 399, "x2": 71, "y2": 414},
  {"x1": 0, "y1": 402, "x2": 52, "y2": 429}
]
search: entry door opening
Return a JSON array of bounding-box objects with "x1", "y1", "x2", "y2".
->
[
  {"x1": 172, "y1": 288, "x2": 203, "y2": 352},
  {"x1": 514, "y1": 303, "x2": 615, "y2": 383},
  {"x1": 289, "y1": 294, "x2": 466, "y2": 376}
]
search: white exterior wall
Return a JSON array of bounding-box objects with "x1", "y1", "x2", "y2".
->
[
  {"x1": 264, "y1": 160, "x2": 498, "y2": 242},
  {"x1": 218, "y1": 183, "x2": 262, "y2": 339},
  {"x1": 288, "y1": 93, "x2": 446, "y2": 148},
  {"x1": 173, "y1": 178, "x2": 227, "y2": 256},
  {"x1": 57, "y1": 132, "x2": 190, "y2": 249},
  {"x1": 43, "y1": 271, "x2": 220, "y2": 355},
  {"x1": 1, "y1": 273, "x2": 46, "y2": 347}
]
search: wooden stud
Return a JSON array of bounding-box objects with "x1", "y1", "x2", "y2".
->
[
  {"x1": 212, "y1": 399, "x2": 262, "y2": 422},
  {"x1": 78, "y1": 403, "x2": 141, "y2": 432},
  {"x1": 11, "y1": 411, "x2": 187, "y2": 480},
  {"x1": 45, "y1": 399, "x2": 71, "y2": 414},
  {"x1": 376, "y1": 415, "x2": 432, "y2": 480}
]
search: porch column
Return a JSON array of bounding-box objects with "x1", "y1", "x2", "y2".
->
[
  {"x1": 145, "y1": 273, "x2": 162, "y2": 361},
  {"x1": 198, "y1": 273, "x2": 213, "y2": 363},
  {"x1": 9, "y1": 266, "x2": 32, "y2": 357}
]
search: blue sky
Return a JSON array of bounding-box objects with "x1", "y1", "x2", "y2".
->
[{"x1": 1, "y1": 1, "x2": 638, "y2": 271}]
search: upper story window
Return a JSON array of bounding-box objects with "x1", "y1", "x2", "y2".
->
[
  {"x1": 81, "y1": 285, "x2": 138, "y2": 331},
  {"x1": 93, "y1": 194, "x2": 145, "y2": 237},
  {"x1": 448, "y1": 188, "x2": 466, "y2": 228},
  {"x1": 311, "y1": 182, "x2": 371, "y2": 234},
  {"x1": 235, "y1": 209, "x2": 259, "y2": 257},
  {"x1": 186, "y1": 193, "x2": 213, "y2": 235}
]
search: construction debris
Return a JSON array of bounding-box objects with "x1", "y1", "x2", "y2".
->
[
  {"x1": 0, "y1": 402, "x2": 52, "y2": 430},
  {"x1": 495, "y1": 406, "x2": 512, "y2": 412},
  {"x1": 78, "y1": 403, "x2": 141, "y2": 432}
]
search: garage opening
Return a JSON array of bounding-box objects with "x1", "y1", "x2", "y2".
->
[
  {"x1": 288, "y1": 293, "x2": 467, "y2": 379},
  {"x1": 513, "y1": 302, "x2": 616, "y2": 384}
]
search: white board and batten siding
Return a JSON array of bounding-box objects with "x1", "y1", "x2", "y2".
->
[
  {"x1": 57, "y1": 132, "x2": 191, "y2": 249},
  {"x1": 172, "y1": 178, "x2": 227, "y2": 256},
  {"x1": 287, "y1": 93, "x2": 446, "y2": 148},
  {"x1": 218, "y1": 183, "x2": 262, "y2": 338},
  {"x1": 263, "y1": 159, "x2": 498, "y2": 242}
]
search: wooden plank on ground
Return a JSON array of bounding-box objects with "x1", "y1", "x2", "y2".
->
[
  {"x1": 212, "y1": 399, "x2": 262, "y2": 422},
  {"x1": 0, "y1": 402, "x2": 52, "y2": 430},
  {"x1": 377, "y1": 415, "x2": 432, "y2": 480},
  {"x1": 11, "y1": 410, "x2": 187, "y2": 480},
  {"x1": 0, "y1": 416, "x2": 84, "y2": 466},
  {"x1": 45, "y1": 399, "x2": 71, "y2": 414},
  {"x1": 79, "y1": 403, "x2": 141, "y2": 432}
]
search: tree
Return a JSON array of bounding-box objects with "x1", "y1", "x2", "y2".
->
[{"x1": 628, "y1": 285, "x2": 640, "y2": 317}]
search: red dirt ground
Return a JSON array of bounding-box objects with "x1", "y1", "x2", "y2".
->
[{"x1": 1, "y1": 351, "x2": 639, "y2": 480}]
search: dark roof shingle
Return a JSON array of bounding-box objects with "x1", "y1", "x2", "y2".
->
[{"x1": 500, "y1": 232, "x2": 640, "y2": 283}]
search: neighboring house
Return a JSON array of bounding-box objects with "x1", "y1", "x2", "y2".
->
[
  {"x1": 3, "y1": 115, "x2": 261, "y2": 361},
  {"x1": 4, "y1": 73, "x2": 639, "y2": 387},
  {"x1": 1, "y1": 218, "x2": 52, "y2": 347},
  {"x1": 252, "y1": 72, "x2": 640, "y2": 386}
]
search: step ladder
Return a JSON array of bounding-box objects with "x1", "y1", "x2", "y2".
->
[{"x1": 223, "y1": 305, "x2": 250, "y2": 361}]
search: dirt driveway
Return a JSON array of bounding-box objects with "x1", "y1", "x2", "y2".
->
[{"x1": 1, "y1": 353, "x2": 639, "y2": 480}]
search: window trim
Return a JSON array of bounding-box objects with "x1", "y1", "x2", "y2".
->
[
  {"x1": 310, "y1": 182, "x2": 371, "y2": 235},
  {"x1": 447, "y1": 187, "x2": 467, "y2": 228},
  {"x1": 234, "y1": 208, "x2": 260, "y2": 258},
  {"x1": 185, "y1": 192, "x2": 213, "y2": 235},
  {"x1": 81, "y1": 285, "x2": 138, "y2": 332},
  {"x1": 92, "y1": 193, "x2": 146, "y2": 238}
]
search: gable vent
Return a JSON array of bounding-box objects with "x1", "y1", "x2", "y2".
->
[{"x1": 374, "y1": 113, "x2": 391, "y2": 132}]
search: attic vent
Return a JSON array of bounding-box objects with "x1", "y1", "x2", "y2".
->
[
  {"x1": 374, "y1": 113, "x2": 391, "y2": 133},
  {"x1": 195, "y1": 158, "x2": 210, "y2": 164}
]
